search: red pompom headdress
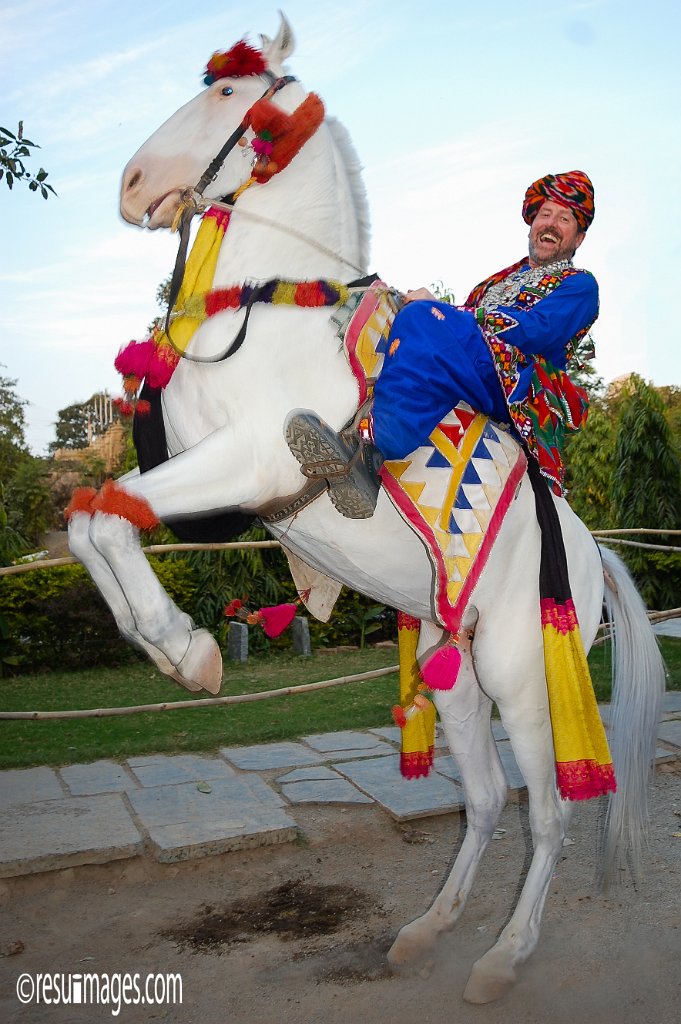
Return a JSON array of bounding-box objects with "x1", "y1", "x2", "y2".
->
[{"x1": 203, "y1": 40, "x2": 267, "y2": 85}]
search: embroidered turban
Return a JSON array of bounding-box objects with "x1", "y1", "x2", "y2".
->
[{"x1": 522, "y1": 170, "x2": 595, "y2": 231}]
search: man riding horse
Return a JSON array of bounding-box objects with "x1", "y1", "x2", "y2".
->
[{"x1": 286, "y1": 169, "x2": 598, "y2": 517}]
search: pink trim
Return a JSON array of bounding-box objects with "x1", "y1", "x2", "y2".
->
[
  {"x1": 380, "y1": 448, "x2": 526, "y2": 632},
  {"x1": 344, "y1": 282, "x2": 389, "y2": 406},
  {"x1": 556, "y1": 760, "x2": 616, "y2": 801}
]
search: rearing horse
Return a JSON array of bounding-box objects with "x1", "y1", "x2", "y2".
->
[{"x1": 68, "y1": 15, "x2": 665, "y2": 1003}]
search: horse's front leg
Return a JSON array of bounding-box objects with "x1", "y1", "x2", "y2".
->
[
  {"x1": 69, "y1": 427, "x2": 278, "y2": 693},
  {"x1": 68, "y1": 508, "x2": 203, "y2": 691},
  {"x1": 388, "y1": 620, "x2": 508, "y2": 967}
]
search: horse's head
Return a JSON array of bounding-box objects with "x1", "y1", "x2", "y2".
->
[{"x1": 120, "y1": 14, "x2": 299, "y2": 229}]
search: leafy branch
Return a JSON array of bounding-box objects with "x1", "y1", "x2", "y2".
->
[{"x1": 0, "y1": 122, "x2": 56, "y2": 198}]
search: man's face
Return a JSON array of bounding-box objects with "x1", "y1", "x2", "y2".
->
[{"x1": 528, "y1": 200, "x2": 585, "y2": 266}]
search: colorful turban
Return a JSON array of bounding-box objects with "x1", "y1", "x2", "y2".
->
[{"x1": 522, "y1": 170, "x2": 595, "y2": 231}]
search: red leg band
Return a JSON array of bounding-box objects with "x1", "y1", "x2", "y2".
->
[
  {"x1": 64, "y1": 487, "x2": 97, "y2": 521},
  {"x1": 90, "y1": 479, "x2": 159, "y2": 531}
]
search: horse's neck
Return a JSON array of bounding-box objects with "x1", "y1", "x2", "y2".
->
[{"x1": 212, "y1": 125, "x2": 364, "y2": 285}]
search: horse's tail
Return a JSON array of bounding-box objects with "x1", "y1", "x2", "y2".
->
[{"x1": 597, "y1": 544, "x2": 666, "y2": 888}]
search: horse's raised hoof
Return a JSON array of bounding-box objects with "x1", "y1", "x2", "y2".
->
[
  {"x1": 175, "y1": 628, "x2": 223, "y2": 694},
  {"x1": 463, "y1": 954, "x2": 517, "y2": 1004},
  {"x1": 387, "y1": 919, "x2": 437, "y2": 970}
]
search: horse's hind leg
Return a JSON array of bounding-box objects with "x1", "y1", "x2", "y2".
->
[
  {"x1": 388, "y1": 626, "x2": 508, "y2": 966},
  {"x1": 462, "y1": 676, "x2": 567, "y2": 1004}
]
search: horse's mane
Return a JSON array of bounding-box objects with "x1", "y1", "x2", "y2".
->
[{"x1": 325, "y1": 116, "x2": 371, "y2": 274}]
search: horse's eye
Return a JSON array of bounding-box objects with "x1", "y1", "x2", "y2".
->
[{"x1": 221, "y1": 86, "x2": 234, "y2": 97}]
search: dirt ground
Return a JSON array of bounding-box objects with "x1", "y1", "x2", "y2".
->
[{"x1": 2, "y1": 764, "x2": 680, "y2": 1024}]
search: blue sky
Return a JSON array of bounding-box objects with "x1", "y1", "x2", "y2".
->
[{"x1": 1, "y1": 0, "x2": 679, "y2": 454}]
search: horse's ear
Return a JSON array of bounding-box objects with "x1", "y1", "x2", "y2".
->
[{"x1": 260, "y1": 11, "x2": 295, "y2": 70}]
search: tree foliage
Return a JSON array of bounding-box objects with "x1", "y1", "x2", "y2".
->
[
  {"x1": 0, "y1": 369, "x2": 29, "y2": 481},
  {"x1": 49, "y1": 402, "x2": 91, "y2": 452},
  {"x1": 565, "y1": 404, "x2": 616, "y2": 529},
  {"x1": 0, "y1": 123, "x2": 56, "y2": 198},
  {"x1": 611, "y1": 375, "x2": 681, "y2": 608}
]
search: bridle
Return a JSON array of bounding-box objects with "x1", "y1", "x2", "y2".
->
[{"x1": 164, "y1": 73, "x2": 297, "y2": 333}]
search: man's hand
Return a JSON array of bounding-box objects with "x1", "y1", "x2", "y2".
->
[{"x1": 404, "y1": 287, "x2": 438, "y2": 304}]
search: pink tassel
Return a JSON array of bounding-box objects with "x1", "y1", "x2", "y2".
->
[
  {"x1": 419, "y1": 642, "x2": 462, "y2": 691},
  {"x1": 115, "y1": 338, "x2": 154, "y2": 379},
  {"x1": 257, "y1": 603, "x2": 299, "y2": 638}
]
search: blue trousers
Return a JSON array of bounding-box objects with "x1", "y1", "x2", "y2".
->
[{"x1": 371, "y1": 301, "x2": 508, "y2": 460}]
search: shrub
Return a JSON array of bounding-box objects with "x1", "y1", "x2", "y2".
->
[{"x1": 0, "y1": 557, "x2": 199, "y2": 674}]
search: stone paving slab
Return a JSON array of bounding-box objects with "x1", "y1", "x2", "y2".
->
[
  {"x1": 277, "y1": 767, "x2": 340, "y2": 783},
  {"x1": 369, "y1": 726, "x2": 401, "y2": 745},
  {"x1": 657, "y1": 721, "x2": 681, "y2": 748},
  {"x1": 127, "y1": 776, "x2": 296, "y2": 863},
  {"x1": 303, "y1": 730, "x2": 393, "y2": 753},
  {"x1": 335, "y1": 754, "x2": 464, "y2": 821},
  {"x1": 661, "y1": 692, "x2": 681, "y2": 715},
  {"x1": 434, "y1": 741, "x2": 526, "y2": 791},
  {"x1": 126, "y1": 754, "x2": 236, "y2": 787},
  {"x1": 0, "y1": 767, "x2": 64, "y2": 809},
  {"x1": 0, "y1": 794, "x2": 143, "y2": 878},
  {"x1": 280, "y1": 778, "x2": 373, "y2": 805},
  {"x1": 60, "y1": 760, "x2": 139, "y2": 796},
  {"x1": 220, "y1": 741, "x2": 323, "y2": 771}
]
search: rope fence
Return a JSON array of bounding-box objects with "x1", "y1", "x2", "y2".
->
[
  {"x1": 1, "y1": 533, "x2": 678, "y2": 721},
  {"x1": 0, "y1": 665, "x2": 398, "y2": 721}
]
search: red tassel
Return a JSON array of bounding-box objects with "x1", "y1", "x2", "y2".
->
[
  {"x1": 64, "y1": 487, "x2": 97, "y2": 520},
  {"x1": 391, "y1": 705, "x2": 407, "y2": 728},
  {"x1": 257, "y1": 603, "x2": 298, "y2": 638},
  {"x1": 420, "y1": 642, "x2": 462, "y2": 691}
]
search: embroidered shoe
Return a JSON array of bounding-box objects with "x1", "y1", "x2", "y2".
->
[{"x1": 285, "y1": 410, "x2": 381, "y2": 519}]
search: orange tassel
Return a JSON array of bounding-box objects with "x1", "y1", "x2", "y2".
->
[
  {"x1": 91, "y1": 480, "x2": 159, "y2": 531},
  {"x1": 64, "y1": 487, "x2": 97, "y2": 520}
]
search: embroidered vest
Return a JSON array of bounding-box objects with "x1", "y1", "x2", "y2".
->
[{"x1": 465, "y1": 262, "x2": 596, "y2": 495}]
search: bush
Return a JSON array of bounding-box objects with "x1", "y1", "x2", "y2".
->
[
  {"x1": 0, "y1": 548, "x2": 400, "y2": 674},
  {"x1": 0, "y1": 557, "x2": 199, "y2": 674}
]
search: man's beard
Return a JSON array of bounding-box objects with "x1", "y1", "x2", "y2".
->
[{"x1": 528, "y1": 236, "x2": 576, "y2": 265}]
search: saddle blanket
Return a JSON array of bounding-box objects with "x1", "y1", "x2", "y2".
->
[{"x1": 341, "y1": 281, "x2": 527, "y2": 633}]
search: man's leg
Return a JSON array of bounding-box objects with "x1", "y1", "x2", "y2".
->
[{"x1": 285, "y1": 301, "x2": 504, "y2": 519}]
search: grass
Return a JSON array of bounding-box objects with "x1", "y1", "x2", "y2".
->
[
  {"x1": 1, "y1": 638, "x2": 678, "y2": 772},
  {"x1": 0, "y1": 647, "x2": 400, "y2": 771}
]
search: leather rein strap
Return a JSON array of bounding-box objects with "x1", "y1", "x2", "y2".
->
[{"x1": 164, "y1": 74, "x2": 297, "y2": 339}]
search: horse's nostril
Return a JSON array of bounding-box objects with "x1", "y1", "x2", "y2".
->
[{"x1": 127, "y1": 169, "x2": 142, "y2": 191}]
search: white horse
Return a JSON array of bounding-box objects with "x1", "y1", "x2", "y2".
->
[{"x1": 68, "y1": 15, "x2": 665, "y2": 1003}]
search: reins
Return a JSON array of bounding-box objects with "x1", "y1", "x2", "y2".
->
[
  {"x1": 163, "y1": 73, "x2": 366, "y2": 361},
  {"x1": 164, "y1": 73, "x2": 296, "y2": 339}
]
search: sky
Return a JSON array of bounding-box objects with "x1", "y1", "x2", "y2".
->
[{"x1": 1, "y1": 0, "x2": 679, "y2": 455}]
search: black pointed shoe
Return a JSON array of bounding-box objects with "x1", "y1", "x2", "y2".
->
[{"x1": 285, "y1": 410, "x2": 381, "y2": 519}]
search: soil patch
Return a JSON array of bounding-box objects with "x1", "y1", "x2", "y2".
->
[{"x1": 162, "y1": 878, "x2": 375, "y2": 951}]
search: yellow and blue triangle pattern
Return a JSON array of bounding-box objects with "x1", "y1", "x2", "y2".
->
[{"x1": 343, "y1": 283, "x2": 527, "y2": 631}]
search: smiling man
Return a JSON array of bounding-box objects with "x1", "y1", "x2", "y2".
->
[{"x1": 286, "y1": 170, "x2": 598, "y2": 516}]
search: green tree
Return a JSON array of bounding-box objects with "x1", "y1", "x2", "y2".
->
[
  {"x1": 49, "y1": 402, "x2": 91, "y2": 452},
  {"x1": 0, "y1": 122, "x2": 56, "y2": 198},
  {"x1": 5, "y1": 458, "x2": 54, "y2": 547},
  {"x1": 0, "y1": 369, "x2": 30, "y2": 482},
  {"x1": 612, "y1": 374, "x2": 681, "y2": 609},
  {"x1": 565, "y1": 404, "x2": 616, "y2": 528}
]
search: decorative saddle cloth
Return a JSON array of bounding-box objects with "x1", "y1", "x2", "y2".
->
[
  {"x1": 341, "y1": 280, "x2": 526, "y2": 634},
  {"x1": 338, "y1": 281, "x2": 615, "y2": 798}
]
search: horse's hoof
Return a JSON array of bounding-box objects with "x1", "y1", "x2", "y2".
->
[
  {"x1": 463, "y1": 957, "x2": 517, "y2": 1004},
  {"x1": 176, "y1": 629, "x2": 223, "y2": 694},
  {"x1": 387, "y1": 920, "x2": 436, "y2": 969}
]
